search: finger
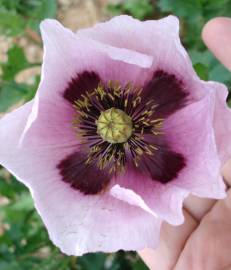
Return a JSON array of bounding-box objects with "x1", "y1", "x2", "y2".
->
[
  {"x1": 183, "y1": 195, "x2": 215, "y2": 221},
  {"x1": 174, "y1": 189, "x2": 231, "y2": 270},
  {"x1": 139, "y1": 210, "x2": 197, "y2": 270},
  {"x1": 183, "y1": 158, "x2": 231, "y2": 221},
  {"x1": 222, "y1": 267, "x2": 231, "y2": 270},
  {"x1": 183, "y1": 159, "x2": 231, "y2": 220},
  {"x1": 202, "y1": 17, "x2": 231, "y2": 71},
  {"x1": 222, "y1": 159, "x2": 231, "y2": 186}
]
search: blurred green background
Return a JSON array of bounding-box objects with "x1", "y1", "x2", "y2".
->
[{"x1": 0, "y1": 0, "x2": 230, "y2": 269}]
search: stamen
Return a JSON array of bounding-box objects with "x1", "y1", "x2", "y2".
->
[{"x1": 72, "y1": 78, "x2": 164, "y2": 173}]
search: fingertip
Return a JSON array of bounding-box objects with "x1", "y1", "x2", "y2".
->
[
  {"x1": 138, "y1": 211, "x2": 197, "y2": 270},
  {"x1": 202, "y1": 17, "x2": 231, "y2": 70},
  {"x1": 202, "y1": 17, "x2": 226, "y2": 44},
  {"x1": 183, "y1": 195, "x2": 215, "y2": 221}
]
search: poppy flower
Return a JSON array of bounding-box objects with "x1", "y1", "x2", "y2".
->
[{"x1": 0, "y1": 15, "x2": 230, "y2": 255}]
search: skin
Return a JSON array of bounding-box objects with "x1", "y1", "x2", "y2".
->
[{"x1": 139, "y1": 17, "x2": 231, "y2": 270}]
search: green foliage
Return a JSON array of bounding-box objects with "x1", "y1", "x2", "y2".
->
[
  {"x1": 0, "y1": 0, "x2": 57, "y2": 36},
  {"x1": 2, "y1": 45, "x2": 30, "y2": 81},
  {"x1": 157, "y1": 0, "x2": 231, "y2": 90},
  {"x1": 189, "y1": 50, "x2": 231, "y2": 84},
  {"x1": 108, "y1": 0, "x2": 154, "y2": 20},
  {"x1": 0, "y1": 45, "x2": 39, "y2": 112},
  {"x1": 157, "y1": 0, "x2": 231, "y2": 49}
]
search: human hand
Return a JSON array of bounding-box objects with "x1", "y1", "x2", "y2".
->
[{"x1": 139, "y1": 17, "x2": 231, "y2": 270}]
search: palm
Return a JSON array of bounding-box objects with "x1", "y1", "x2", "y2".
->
[{"x1": 140, "y1": 18, "x2": 231, "y2": 270}]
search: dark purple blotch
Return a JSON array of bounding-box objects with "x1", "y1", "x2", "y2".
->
[
  {"x1": 138, "y1": 149, "x2": 185, "y2": 183},
  {"x1": 58, "y1": 70, "x2": 188, "y2": 195},
  {"x1": 57, "y1": 152, "x2": 111, "y2": 195},
  {"x1": 142, "y1": 70, "x2": 190, "y2": 118},
  {"x1": 63, "y1": 71, "x2": 100, "y2": 104}
]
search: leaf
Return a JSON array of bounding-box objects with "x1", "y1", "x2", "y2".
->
[
  {"x1": 209, "y1": 62, "x2": 231, "y2": 84},
  {"x1": 108, "y1": 0, "x2": 154, "y2": 20},
  {"x1": 189, "y1": 49, "x2": 212, "y2": 66},
  {"x1": 189, "y1": 49, "x2": 231, "y2": 84},
  {"x1": 0, "y1": 0, "x2": 57, "y2": 36},
  {"x1": 193, "y1": 63, "x2": 209, "y2": 81},
  {"x1": 0, "y1": 75, "x2": 38, "y2": 113},
  {"x1": 27, "y1": 0, "x2": 57, "y2": 32},
  {"x1": 78, "y1": 253, "x2": 107, "y2": 270},
  {"x1": 158, "y1": 0, "x2": 201, "y2": 16},
  {"x1": 0, "y1": 82, "x2": 26, "y2": 112},
  {"x1": 0, "y1": 8, "x2": 25, "y2": 36},
  {"x1": 10, "y1": 193, "x2": 34, "y2": 212},
  {"x1": 1, "y1": 45, "x2": 30, "y2": 81},
  {"x1": 123, "y1": 0, "x2": 154, "y2": 19},
  {"x1": 132, "y1": 259, "x2": 148, "y2": 270},
  {"x1": 0, "y1": 169, "x2": 26, "y2": 199}
]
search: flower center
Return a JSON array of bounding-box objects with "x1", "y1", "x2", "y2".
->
[{"x1": 96, "y1": 107, "x2": 133, "y2": 144}]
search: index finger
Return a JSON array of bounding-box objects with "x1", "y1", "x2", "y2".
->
[{"x1": 202, "y1": 17, "x2": 231, "y2": 70}]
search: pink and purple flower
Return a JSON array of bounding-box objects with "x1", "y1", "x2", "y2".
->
[{"x1": 0, "y1": 15, "x2": 231, "y2": 255}]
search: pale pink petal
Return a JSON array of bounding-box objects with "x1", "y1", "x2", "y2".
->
[
  {"x1": 13, "y1": 20, "x2": 149, "y2": 161},
  {"x1": 78, "y1": 15, "x2": 205, "y2": 100},
  {"x1": 0, "y1": 101, "x2": 161, "y2": 255},
  {"x1": 112, "y1": 88, "x2": 226, "y2": 226},
  {"x1": 0, "y1": 19, "x2": 164, "y2": 255},
  {"x1": 20, "y1": 19, "x2": 153, "y2": 147},
  {"x1": 164, "y1": 90, "x2": 226, "y2": 199},
  {"x1": 18, "y1": 18, "x2": 154, "y2": 151},
  {"x1": 39, "y1": 19, "x2": 152, "y2": 103},
  {"x1": 209, "y1": 81, "x2": 231, "y2": 163},
  {"x1": 0, "y1": 102, "x2": 33, "y2": 166},
  {"x1": 0, "y1": 20, "x2": 162, "y2": 255},
  {"x1": 77, "y1": 15, "x2": 179, "y2": 55},
  {"x1": 110, "y1": 184, "x2": 158, "y2": 218},
  {"x1": 113, "y1": 171, "x2": 188, "y2": 225}
]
